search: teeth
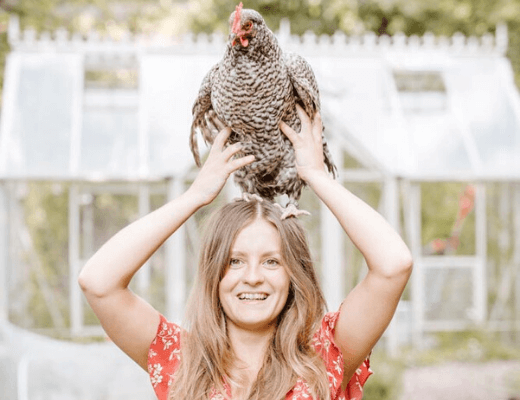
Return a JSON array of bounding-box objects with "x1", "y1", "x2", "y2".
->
[{"x1": 238, "y1": 293, "x2": 268, "y2": 301}]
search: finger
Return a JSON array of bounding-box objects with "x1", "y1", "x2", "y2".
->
[
  {"x1": 312, "y1": 112, "x2": 323, "y2": 141},
  {"x1": 222, "y1": 142, "x2": 244, "y2": 161},
  {"x1": 313, "y1": 112, "x2": 322, "y2": 130},
  {"x1": 229, "y1": 155, "x2": 255, "y2": 172},
  {"x1": 213, "y1": 127, "x2": 232, "y2": 149},
  {"x1": 279, "y1": 121, "x2": 298, "y2": 144},
  {"x1": 295, "y1": 104, "x2": 311, "y2": 132}
]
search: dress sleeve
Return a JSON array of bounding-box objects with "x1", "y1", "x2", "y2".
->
[
  {"x1": 147, "y1": 314, "x2": 183, "y2": 400},
  {"x1": 312, "y1": 311, "x2": 372, "y2": 400}
]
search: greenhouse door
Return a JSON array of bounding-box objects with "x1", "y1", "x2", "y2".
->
[{"x1": 68, "y1": 182, "x2": 167, "y2": 336}]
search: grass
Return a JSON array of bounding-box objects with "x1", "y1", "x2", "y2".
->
[
  {"x1": 363, "y1": 350, "x2": 406, "y2": 400},
  {"x1": 362, "y1": 330, "x2": 520, "y2": 400},
  {"x1": 404, "y1": 330, "x2": 520, "y2": 366}
]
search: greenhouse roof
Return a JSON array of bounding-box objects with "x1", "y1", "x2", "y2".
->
[{"x1": 0, "y1": 17, "x2": 519, "y2": 181}]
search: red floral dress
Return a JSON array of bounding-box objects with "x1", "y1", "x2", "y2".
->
[{"x1": 147, "y1": 311, "x2": 372, "y2": 400}]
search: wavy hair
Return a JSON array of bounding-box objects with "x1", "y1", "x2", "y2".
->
[{"x1": 168, "y1": 199, "x2": 330, "y2": 400}]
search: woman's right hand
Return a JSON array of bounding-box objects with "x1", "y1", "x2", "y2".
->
[
  {"x1": 187, "y1": 126, "x2": 255, "y2": 206},
  {"x1": 279, "y1": 104, "x2": 329, "y2": 185}
]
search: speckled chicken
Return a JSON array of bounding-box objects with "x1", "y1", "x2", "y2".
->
[{"x1": 190, "y1": 2, "x2": 336, "y2": 217}]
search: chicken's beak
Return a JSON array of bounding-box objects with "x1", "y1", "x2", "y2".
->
[{"x1": 231, "y1": 33, "x2": 249, "y2": 48}]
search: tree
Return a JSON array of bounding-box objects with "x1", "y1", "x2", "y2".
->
[
  {"x1": 185, "y1": 0, "x2": 520, "y2": 87},
  {"x1": 1, "y1": 0, "x2": 520, "y2": 100},
  {"x1": 187, "y1": 0, "x2": 347, "y2": 35}
]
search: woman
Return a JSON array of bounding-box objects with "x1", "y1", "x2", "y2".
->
[{"x1": 79, "y1": 105, "x2": 413, "y2": 400}]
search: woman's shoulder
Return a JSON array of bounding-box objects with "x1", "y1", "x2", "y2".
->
[
  {"x1": 312, "y1": 310, "x2": 341, "y2": 355},
  {"x1": 147, "y1": 314, "x2": 184, "y2": 400},
  {"x1": 312, "y1": 310, "x2": 372, "y2": 400}
]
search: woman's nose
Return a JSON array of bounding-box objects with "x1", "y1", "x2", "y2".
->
[{"x1": 242, "y1": 264, "x2": 265, "y2": 285}]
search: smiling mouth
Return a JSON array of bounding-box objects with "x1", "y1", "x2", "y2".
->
[{"x1": 238, "y1": 293, "x2": 269, "y2": 301}]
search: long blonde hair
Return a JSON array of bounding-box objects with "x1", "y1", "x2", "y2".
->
[{"x1": 168, "y1": 199, "x2": 330, "y2": 400}]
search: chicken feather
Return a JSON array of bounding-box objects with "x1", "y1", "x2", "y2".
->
[{"x1": 190, "y1": 3, "x2": 336, "y2": 217}]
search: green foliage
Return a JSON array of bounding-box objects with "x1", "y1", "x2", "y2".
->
[
  {"x1": 14, "y1": 182, "x2": 172, "y2": 332},
  {"x1": 2, "y1": 0, "x2": 520, "y2": 339},
  {"x1": 356, "y1": 0, "x2": 511, "y2": 36},
  {"x1": 420, "y1": 182, "x2": 475, "y2": 255},
  {"x1": 407, "y1": 330, "x2": 520, "y2": 366},
  {"x1": 1, "y1": 0, "x2": 520, "y2": 105},
  {"x1": 187, "y1": 0, "x2": 344, "y2": 35},
  {"x1": 185, "y1": 0, "x2": 520, "y2": 86},
  {"x1": 353, "y1": 0, "x2": 520, "y2": 88},
  {"x1": 19, "y1": 183, "x2": 69, "y2": 329},
  {"x1": 359, "y1": 329, "x2": 520, "y2": 400},
  {"x1": 0, "y1": 12, "x2": 8, "y2": 109},
  {"x1": 363, "y1": 351, "x2": 405, "y2": 400},
  {"x1": 363, "y1": 330, "x2": 520, "y2": 400}
]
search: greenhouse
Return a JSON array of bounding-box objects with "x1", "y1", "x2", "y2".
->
[{"x1": 0, "y1": 15, "x2": 519, "y2": 398}]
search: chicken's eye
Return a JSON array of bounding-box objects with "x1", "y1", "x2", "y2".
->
[{"x1": 244, "y1": 21, "x2": 253, "y2": 30}]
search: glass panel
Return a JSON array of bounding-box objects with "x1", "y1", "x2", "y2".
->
[
  {"x1": 318, "y1": 59, "x2": 412, "y2": 173},
  {"x1": 149, "y1": 192, "x2": 168, "y2": 312},
  {"x1": 321, "y1": 58, "x2": 520, "y2": 177},
  {"x1": 91, "y1": 193, "x2": 138, "y2": 250},
  {"x1": 399, "y1": 92, "x2": 447, "y2": 113},
  {"x1": 80, "y1": 192, "x2": 138, "y2": 326},
  {"x1": 393, "y1": 71, "x2": 446, "y2": 92},
  {"x1": 141, "y1": 54, "x2": 219, "y2": 176},
  {"x1": 424, "y1": 267, "x2": 473, "y2": 321},
  {"x1": 471, "y1": 91, "x2": 520, "y2": 173},
  {"x1": 343, "y1": 182, "x2": 383, "y2": 292},
  {"x1": 6, "y1": 54, "x2": 80, "y2": 177},
  {"x1": 406, "y1": 113, "x2": 472, "y2": 175},
  {"x1": 79, "y1": 187, "x2": 169, "y2": 321},
  {"x1": 84, "y1": 68, "x2": 138, "y2": 90},
  {"x1": 421, "y1": 182, "x2": 476, "y2": 256},
  {"x1": 8, "y1": 183, "x2": 70, "y2": 331},
  {"x1": 81, "y1": 104, "x2": 139, "y2": 176},
  {"x1": 0, "y1": 183, "x2": 7, "y2": 319},
  {"x1": 445, "y1": 59, "x2": 520, "y2": 176}
]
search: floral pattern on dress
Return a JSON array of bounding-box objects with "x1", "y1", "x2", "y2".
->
[
  {"x1": 312, "y1": 311, "x2": 372, "y2": 400},
  {"x1": 147, "y1": 316, "x2": 182, "y2": 400},
  {"x1": 148, "y1": 311, "x2": 372, "y2": 400}
]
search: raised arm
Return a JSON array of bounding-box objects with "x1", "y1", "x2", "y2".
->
[
  {"x1": 78, "y1": 127, "x2": 254, "y2": 370},
  {"x1": 280, "y1": 106, "x2": 413, "y2": 381}
]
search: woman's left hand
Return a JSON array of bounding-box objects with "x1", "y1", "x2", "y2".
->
[
  {"x1": 279, "y1": 104, "x2": 328, "y2": 183},
  {"x1": 187, "y1": 126, "x2": 255, "y2": 206}
]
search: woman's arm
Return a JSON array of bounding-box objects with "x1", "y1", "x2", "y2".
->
[
  {"x1": 78, "y1": 127, "x2": 254, "y2": 370},
  {"x1": 280, "y1": 106, "x2": 413, "y2": 381}
]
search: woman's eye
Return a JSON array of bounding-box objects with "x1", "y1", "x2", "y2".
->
[
  {"x1": 264, "y1": 259, "x2": 279, "y2": 267},
  {"x1": 229, "y1": 258, "x2": 243, "y2": 268}
]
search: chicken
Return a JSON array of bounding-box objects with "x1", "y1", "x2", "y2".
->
[{"x1": 190, "y1": 2, "x2": 336, "y2": 218}]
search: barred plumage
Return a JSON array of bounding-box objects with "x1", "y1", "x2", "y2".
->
[{"x1": 190, "y1": 3, "x2": 336, "y2": 216}]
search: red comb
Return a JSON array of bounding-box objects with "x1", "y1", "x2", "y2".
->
[{"x1": 232, "y1": 2, "x2": 243, "y2": 34}]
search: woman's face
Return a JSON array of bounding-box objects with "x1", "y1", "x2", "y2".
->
[{"x1": 219, "y1": 218, "x2": 291, "y2": 333}]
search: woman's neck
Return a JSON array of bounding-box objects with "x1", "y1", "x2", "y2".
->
[
  {"x1": 226, "y1": 322, "x2": 275, "y2": 397},
  {"x1": 228, "y1": 322, "x2": 274, "y2": 370}
]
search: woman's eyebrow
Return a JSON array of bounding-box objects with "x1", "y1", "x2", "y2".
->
[
  {"x1": 229, "y1": 249, "x2": 282, "y2": 257},
  {"x1": 262, "y1": 251, "x2": 282, "y2": 257}
]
